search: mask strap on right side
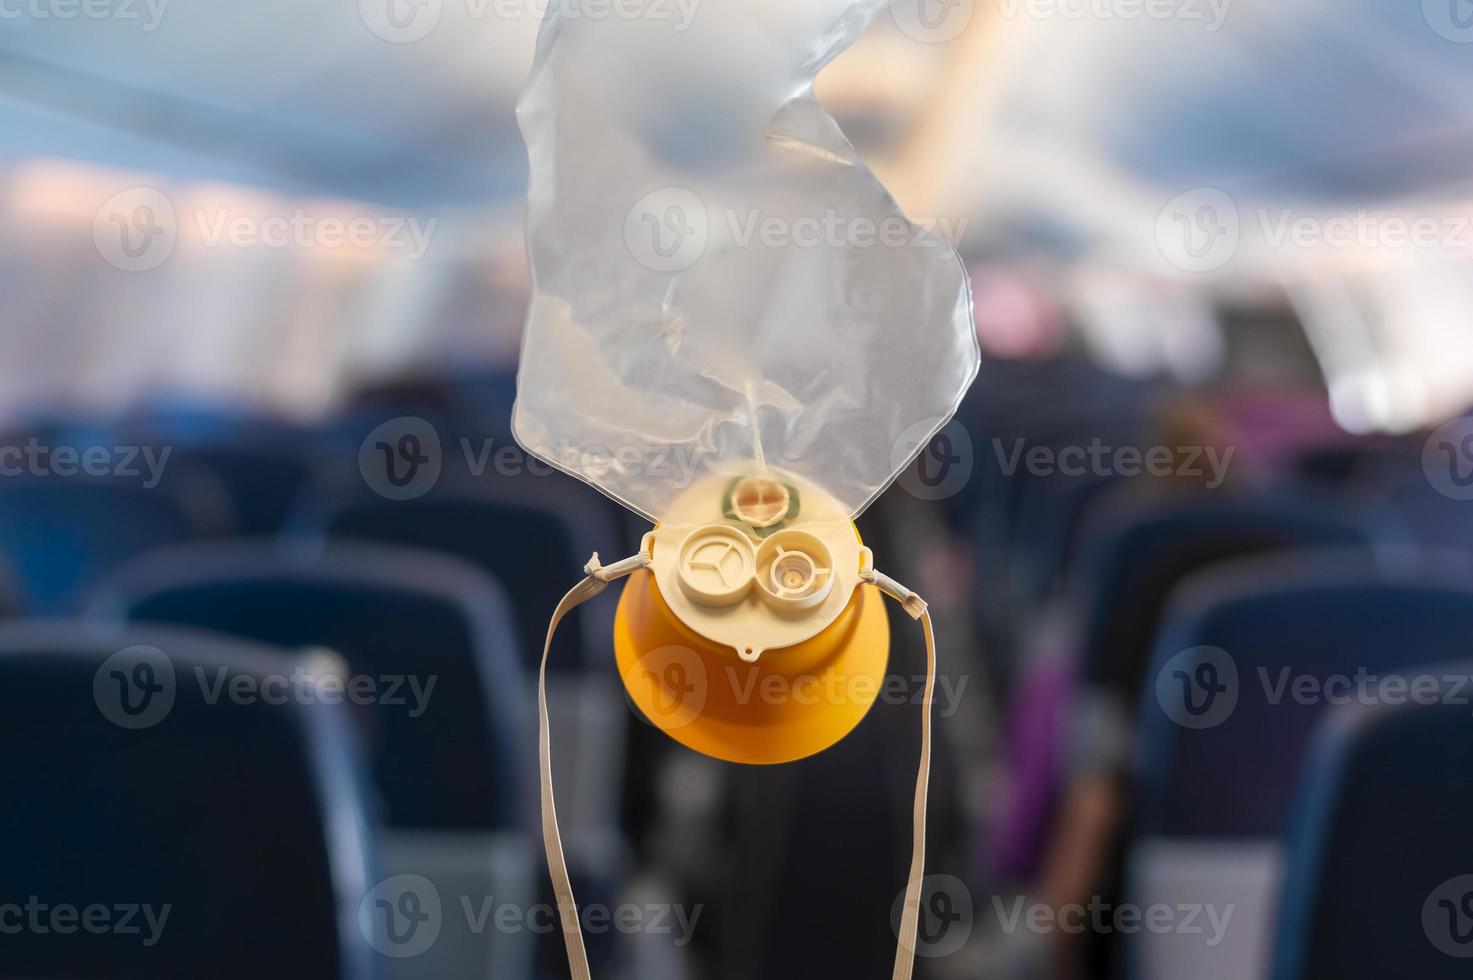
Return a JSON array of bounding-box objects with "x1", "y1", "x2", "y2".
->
[{"x1": 862, "y1": 567, "x2": 935, "y2": 980}]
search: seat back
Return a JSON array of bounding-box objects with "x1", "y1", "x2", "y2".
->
[
  {"x1": 1271, "y1": 670, "x2": 1473, "y2": 980},
  {"x1": 1124, "y1": 557, "x2": 1473, "y2": 980},
  {"x1": 91, "y1": 543, "x2": 535, "y2": 980},
  {"x1": 1136, "y1": 559, "x2": 1473, "y2": 837},
  {"x1": 298, "y1": 476, "x2": 657, "y2": 888},
  {"x1": 166, "y1": 443, "x2": 320, "y2": 534},
  {"x1": 711, "y1": 684, "x2": 957, "y2": 980},
  {"x1": 1079, "y1": 496, "x2": 1368, "y2": 714},
  {"x1": 1290, "y1": 441, "x2": 1419, "y2": 491},
  {"x1": 0, "y1": 622, "x2": 378, "y2": 980},
  {"x1": 308, "y1": 481, "x2": 624, "y2": 671},
  {"x1": 0, "y1": 479, "x2": 213, "y2": 612},
  {"x1": 92, "y1": 541, "x2": 525, "y2": 832},
  {"x1": 1378, "y1": 471, "x2": 1473, "y2": 551},
  {"x1": 1011, "y1": 471, "x2": 1120, "y2": 599}
]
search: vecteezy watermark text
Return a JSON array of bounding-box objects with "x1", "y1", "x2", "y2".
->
[
  {"x1": 193, "y1": 665, "x2": 437, "y2": 716},
  {"x1": 887, "y1": 877, "x2": 1233, "y2": 960},
  {"x1": 1258, "y1": 667, "x2": 1473, "y2": 710},
  {"x1": 992, "y1": 437, "x2": 1235, "y2": 488},
  {"x1": 624, "y1": 188, "x2": 968, "y2": 273},
  {"x1": 359, "y1": 875, "x2": 702, "y2": 958},
  {"x1": 93, "y1": 646, "x2": 437, "y2": 730},
  {"x1": 358, "y1": 416, "x2": 712, "y2": 500},
  {"x1": 996, "y1": 0, "x2": 1231, "y2": 30},
  {"x1": 626, "y1": 645, "x2": 970, "y2": 735},
  {"x1": 0, "y1": 439, "x2": 171, "y2": 488},
  {"x1": 0, "y1": 0, "x2": 167, "y2": 30},
  {"x1": 359, "y1": 0, "x2": 701, "y2": 44},
  {"x1": 991, "y1": 895, "x2": 1234, "y2": 945},
  {"x1": 0, "y1": 898, "x2": 171, "y2": 947},
  {"x1": 191, "y1": 210, "x2": 435, "y2": 258},
  {"x1": 1157, "y1": 187, "x2": 1473, "y2": 272},
  {"x1": 94, "y1": 188, "x2": 436, "y2": 272},
  {"x1": 1156, "y1": 648, "x2": 1473, "y2": 730}
]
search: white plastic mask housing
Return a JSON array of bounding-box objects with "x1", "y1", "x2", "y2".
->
[
  {"x1": 512, "y1": 0, "x2": 980, "y2": 525},
  {"x1": 647, "y1": 473, "x2": 870, "y2": 662}
]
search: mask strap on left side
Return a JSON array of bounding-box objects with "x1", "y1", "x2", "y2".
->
[
  {"x1": 537, "y1": 549, "x2": 651, "y2": 980},
  {"x1": 861, "y1": 567, "x2": 936, "y2": 980}
]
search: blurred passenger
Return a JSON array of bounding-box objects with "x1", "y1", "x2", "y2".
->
[{"x1": 1028, "y1": 392, "x2": 1244, "y2": 980}]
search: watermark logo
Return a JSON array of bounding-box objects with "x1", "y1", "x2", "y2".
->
[
  {"x1": 1424, "y1": 875, "x2": 1473, "y2": 957},
  {"x1": 1155, "y1": 646, "x2": 1238, "y2": 729},
  {"x1": 625, "y1": 645, "x2": 709, "y2": 731},
  {"x1": 893, "y1": 875, "x2": 973, "y2": 958},
  {"x1": 892, "y1": 417, "x2": 975, "y2": 501},
  {"x1": 361, "y1": 875, "x2": 442, "y2": 958},
  {"x1": 625, "y1": 188, "x2": 708, "y2": 273},
  {"x1": 93, "y1": 646, "x2": 176, "y2": 730},
  {"x1": 359, "y1": 417, "x2": 443, "y2": 500},
  {"x1": 891, "y1": 0, "x2": 974, "y2": 43},
  {"x1": 360, "y1": 0, "x2": 442, "y2": 41},
  {"x1": 1423, "y1": 417, "x2": 1473, "y2": 501},
  {"x1": 1156, "y1": 188, "x2": 1239, "y2": 273},
  {"x1": 94, "y1": 187, "x2": 176, "y2": 273},
  {"x1": 1425, "y1": 0, "x2": 1473, "y2": 42}
]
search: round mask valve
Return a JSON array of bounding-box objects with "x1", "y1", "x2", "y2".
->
[
  {"x1": 676, "y1": 524, "x2": 756, "y2": 607},
  {"x1": 756, "y1": 530, "x2": 834, "y2": 612}
]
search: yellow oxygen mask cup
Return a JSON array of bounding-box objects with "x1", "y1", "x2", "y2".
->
[
  {"x1": 615, "y1": 474, "x2": 890, "y2": 765},
  {"x1": 512, "y1": 2, "x2": 979, "y2": 977}
]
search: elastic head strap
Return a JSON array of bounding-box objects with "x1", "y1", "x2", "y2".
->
[
  {"x1": 882, "y1": 591, "x2": 935, "y2": 980},
  {"x1": 539, "y1": 555, "x2": 935, "y2": 980},
  {"x1": 538, "y1": 552, "x2": 651, "y2": 980}
]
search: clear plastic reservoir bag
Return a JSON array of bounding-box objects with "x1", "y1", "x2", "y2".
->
[{"x1": 513, "y1": 0, "x2": 980, "y2": 524}]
